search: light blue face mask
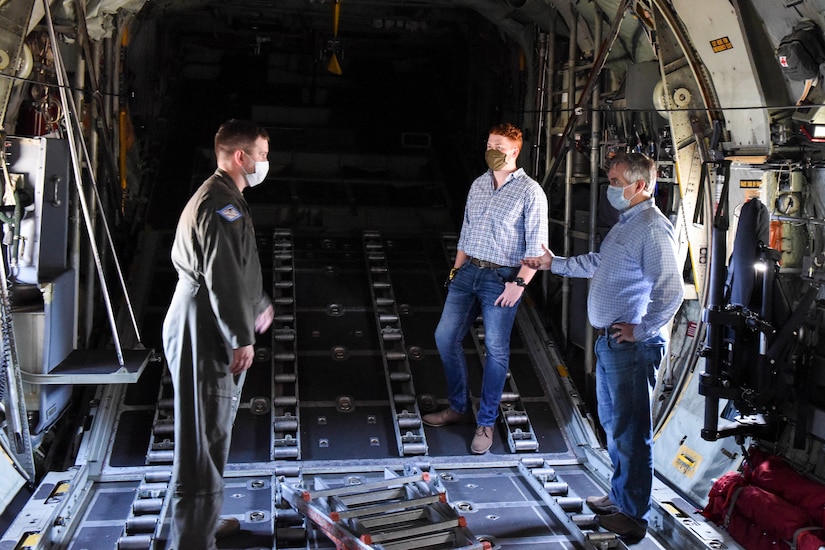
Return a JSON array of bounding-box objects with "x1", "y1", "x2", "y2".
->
[{"x1": 606, "y1": 182, "x2": 638, "y2": 210}]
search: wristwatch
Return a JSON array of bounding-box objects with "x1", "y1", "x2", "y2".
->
[{"x1": 513, "y1": 277, "x2": 527, "y2": 288}]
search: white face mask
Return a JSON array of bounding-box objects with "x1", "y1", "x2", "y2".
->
[
  {"x1": 606, "y1": 181, "x2": 639, "y2": 210},
  {"x1": 242, "y1": 152, "x2": 269, "y2": 187}
]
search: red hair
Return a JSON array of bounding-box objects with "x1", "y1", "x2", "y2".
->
[{"x1": 489, "y1": 123, "x2": 523, "y2": 150}]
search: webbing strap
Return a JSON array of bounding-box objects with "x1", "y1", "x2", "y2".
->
[
  {"x1": 723, "y1": 486, "x2": 745, "y2": 529},
  {"x1": 790, "y1": 526, "x2": 824, "y2": 550}
]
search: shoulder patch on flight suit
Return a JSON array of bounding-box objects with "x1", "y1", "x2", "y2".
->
[{"x1": 216, "y1": 204, "x2": 243, "y2": 222}]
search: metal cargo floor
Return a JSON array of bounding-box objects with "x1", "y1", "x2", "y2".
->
[{"x1": 1, "y1": 229, "x2": 703, "y2": 549}]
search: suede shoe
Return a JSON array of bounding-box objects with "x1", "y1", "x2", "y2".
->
[
  {"x1": 422, "y1": 407, "x2": 474, "y2": 427},
  {"x1": 215, "y1": 517, "x2": 241, "y2": 539},
  {"x1": 595, "y1": 511, "x2": 647, "y2": 541},
  {"x1": 586, "y1": 494, "x2": 619, "y2": 515},
  {"x1": 470, "y1": 425, "x2": 493, "y2": 454}
]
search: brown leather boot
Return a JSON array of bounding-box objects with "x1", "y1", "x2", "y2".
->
[
  {"x1": 586, "y1": 494, "x2": 619, "y2": 515},
  {"x1": 422, "y1": 407, "x2": 474, "y2": 427},
  {"x1": 215, "y1": 517, "x2": 240, "y2": 539}
]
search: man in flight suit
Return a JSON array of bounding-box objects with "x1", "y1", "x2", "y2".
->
[{"x1": 162, "y1": 119, "x2": 274, "y2": 549}]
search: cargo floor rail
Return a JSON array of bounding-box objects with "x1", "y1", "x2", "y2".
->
[{"x1": 363, "y1": 230, "x2": 428, "y2": 456}]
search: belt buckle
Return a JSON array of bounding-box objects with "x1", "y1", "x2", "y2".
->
[{"x1": 472, "y1": 257, "x2": 500, "y2": 269}]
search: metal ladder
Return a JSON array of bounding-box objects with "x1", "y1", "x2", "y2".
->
[{"x1": 280, "y1": 465, "x2": 489, "y2": 550}]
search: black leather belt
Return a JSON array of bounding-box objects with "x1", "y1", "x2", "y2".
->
[
  {"x1": 594, "y1": 327, "x2": 608, "y2": 336},
  {"x1": 469, "y1": 257, "x2": 504, "y2": 269}
]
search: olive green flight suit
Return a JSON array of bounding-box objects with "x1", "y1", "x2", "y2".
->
[{"x1": 162, "y1": 169, "x2": 271, "y2": 549}]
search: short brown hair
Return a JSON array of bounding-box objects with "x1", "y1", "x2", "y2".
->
[
  {"x1": 489, "y1": 123, "x2": 523, "y2": 150},
  {"x1": 214, "y1": 119, "x2": 269, "y2": 158}
]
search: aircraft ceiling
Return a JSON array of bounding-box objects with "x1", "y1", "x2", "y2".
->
[
  {"x1": 46, "y1": 0, "x2": 654, "y2": 69},
  {"x1": 52, "y1": 0, "x2": 825, "y2": 103},
  {"x1": 11, "y1": 0, "x2": 825, "y2": 146}
]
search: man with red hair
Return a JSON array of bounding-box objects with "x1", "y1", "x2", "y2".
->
[{"x1": 424, "y1": 123, "x2": 548, "y2": 455}]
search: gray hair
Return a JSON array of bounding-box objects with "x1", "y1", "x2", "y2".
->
[{"x1": 607, "y1": 152, "x2": 657, "y2": 192}]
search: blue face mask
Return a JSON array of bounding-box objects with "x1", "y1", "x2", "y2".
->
[{"x1": 606, "y1": 182, "x2": 638, "y2": 210}]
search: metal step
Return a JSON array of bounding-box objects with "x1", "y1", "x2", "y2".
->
[{"x1": 280, "y1": 465, "x2": 489, "y2": 550}]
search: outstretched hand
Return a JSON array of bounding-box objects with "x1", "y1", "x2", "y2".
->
[
  {"x1": 521, "y1": 244, "x2": 554, "y2": 270},
  {"x1": 255, "y1": 304, "x2": 274, "y2": 334}
]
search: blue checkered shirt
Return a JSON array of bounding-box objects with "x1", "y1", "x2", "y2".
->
[
  {"x1": 457, "y1": 168, "x2": 548, "y2": 267},
  {"x1": 551, "y1": 199, "x2": 683, "y2": 341}
]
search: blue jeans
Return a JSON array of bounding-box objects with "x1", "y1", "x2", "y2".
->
[
  {"x1": 434, "y1": 262, "x2": 521, "y2": 426},
  {"x1": 594, "y1": 332, "x2": 665, "y2": 524}
]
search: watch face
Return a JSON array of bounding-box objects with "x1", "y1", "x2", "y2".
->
[{"x1": 514, "y1": 277, "x2": 526, "y2": 287}]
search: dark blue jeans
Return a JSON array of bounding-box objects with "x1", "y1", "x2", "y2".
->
[
  {"x1": 594, "y1": 332, "x2": 665, "y2": 524},
  {"x1": 434, "y1": 262, "x2": 521, "y2": 426}
]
